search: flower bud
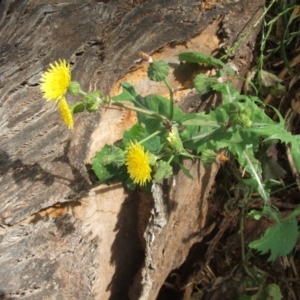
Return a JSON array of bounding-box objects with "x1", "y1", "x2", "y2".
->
[
  {"x1": 84, "y1": 92, "x2": 101, "y2": 112},
  {"x1": 148, "y1": 60, "x2": 170, "y2": 82},
  {"x1": 147, "y1": 152, "x2": 157, "y2": 166},
  {"x1": 139, "y1": 51, "x2": 153, "y2": 63},
  {"x1": 67, "y1": 81, "x2": 80, "y2": 96},
  {"x1": 202, "y1": 149, "x2": 217, "y2": 165},
  {"x1": 166, "y1": 127, "x2": 184, "y2": 154}
]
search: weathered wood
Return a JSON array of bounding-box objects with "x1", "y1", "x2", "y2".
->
[
  {"x1": 128, "y1": 161, "x2": 219, "y2": 300},
  {"x1": 0, "y1": 0, "x2": 265, "y2": 299},
  {"x1": 0, "y1": 0, "x2": 252, "y2": 225},
  {"x1": 0, "y1": 214, "x2": 98, "y2": 299}
]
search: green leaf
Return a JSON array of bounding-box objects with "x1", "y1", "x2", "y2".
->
[
  {"x1": 153, "y1": 160, "x2": 173, "y2": 182},
  {"x1": 212, "y1": 82, "x2": 241, "y2": 103},
  {"x1": 178, "y1": 52, "x2": 229, "y2": 70},
  {"x1": 180, "y1": 111, "x2": 219, "y2": 127},
  {"x1": 242, "y1": 148, "x2": 269, "y2": 203},
  {"x1": 261, "y1": 156, "x2": 287, "y2": 180},
  {"x1": 148, "y1": 60, "x2": 170, "y2": 82},
  {"x1": 248, "y1": 205, "x2": 280, "y2": 222},
  {"x1": 248, "y1": 210, "x2": 265, "y2": 220},
  {"x1": 123, "y1": 123, "x2": 162, "y2": 153},
  {"x1": 249, "y1": 207, "x2": 300, "y2": 261},
  {"x1": 290, "y1": 136, "x2": 300, "y2": 174},
  {"x1": 172, "y1": 156, "x2": 193, "y2": 179},
  {"x1": 112, "y1": 82, "x2": 139, "y2": 102},
  {"x1": 71, "y1": 102, "x2": 85, "y2": 114},
  {"x1": 92, "y1": 144, "x2": 125, "y2": 182},
  {"x1": 265, "y1": 283, "x2": 283, "y2": 300},
  {"x1": 135, "y1": 94, "x2": 185, "y2": 131}
]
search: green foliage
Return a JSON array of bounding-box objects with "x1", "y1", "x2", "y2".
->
[
  {"x1": 90, "y1": 47, "x2": 300, "y2": 270},
  {"x1": 90, "y1": 49, "x2": 300, "y2": 266},
  {"x1": 123, "y1": 123, "x2": 162, "y2": 153},
  {"x1": 83, "y1": 91, "x2": 101, "y2": 112},
  {"x1": 147, "y1": 60, "x2": 170, "y2": 82},
  {"x1": 71, "y1": 102, "x2": 85, "y2": 114},
  {"x1": 153, "y1": 160, "x2": 173, "y2": 183},
  {"x1": 41, "y1": 12, "x2": 300, "y2": 294},
  {"x1": 193, "y1": 73, "x2": 216, "y2": 94},
  {"x1": 249, "y1": 206, "x2": 300, "y2": 261},
  {"x1": 178, "y1": 52, "x2": 230, "y2": 70},
  {"x1": 41, "y1": 1, "x2": 299, "y2": 297},
  {"x1": 92, "y1": 144, "x2": 127, "y2": 183}
]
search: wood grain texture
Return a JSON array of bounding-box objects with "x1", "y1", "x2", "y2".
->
[
  {"x1": 0, "y1": 214, "x2": 98, "y2": 299},
  {"x1": 129, "y1": 160, "x2": 219, "y2": 300},
  {"x1": 0, "y1": 0, "x2": 242, "y2": 225},
  {"x1": 0, "y1": 0, "x2": 265, "y2": 299}
]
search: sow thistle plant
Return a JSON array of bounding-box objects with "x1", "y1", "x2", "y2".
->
[{"x1": 40, "y1": 50, "x2": 300, "y2": 268}]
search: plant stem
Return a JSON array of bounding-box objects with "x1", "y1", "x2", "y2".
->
[
  {"x1": 221, "y1": 0, "x2": 276, "y2": 61},
  {"x1": 110, "y1": 101, "x2": 169, "y2": 123},
  {"x1": 139, "y1": 130, "x2": 162, "y2": 145},
  {"x1": 163, "y1": 79, "x2": 174, "y2": 121},
  {"x1": 240, "y1": 205, "x2": 246, "y2": 262},
  {"x1": 79, "y1": 89, "x2": 87, "y2": 96},
  {"x1": 167, "y1": 155, "x2": 174, "y2": 164}
]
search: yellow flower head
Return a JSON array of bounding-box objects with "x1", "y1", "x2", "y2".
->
[
  {"x1": 40, "y1": 59, "x2": 71, "y2": 101},
  {"x1": 125, "y1": 141, "x2": 152, "y2": 186},
  {"x1": 58, "y1": 98, "x2": 73, "y2": 129}
]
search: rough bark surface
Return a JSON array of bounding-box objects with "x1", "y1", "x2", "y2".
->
[
  {"x1": 0, "y1": 0, "x2": 264, "y2": 299},
  {"x1": 0, "y1": 215, "x2": 98, "y2": 300}
]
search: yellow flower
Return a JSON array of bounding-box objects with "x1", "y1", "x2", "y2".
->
[
  {"x1": 58, "y1": 98, "x2": 73, "y2": 129},
  {"x1": 40, "y1": 59, "x2": 71, "y2": 101},
  {"x1": 125, "y1": 141, "x2": 152, "y2": 185}
]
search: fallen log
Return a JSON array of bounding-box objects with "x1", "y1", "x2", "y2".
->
[{"x1": 0, "y1": 0, "x2": 264, "y2": 299}]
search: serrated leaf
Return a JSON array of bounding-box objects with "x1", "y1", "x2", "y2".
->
[
  {"x1": 248, "y1": 212, "x2": 300, "y2": 261},
  {"x1": 92, "y1": 144, "x2": 125, "y2": 182},
  {"x1": 242, "y1": 148, "x2": 269, "y2": 203},
  {"x1": 148, "y1": 60, "x2": 170, "y2": 82},
  {"x1": 178, "y1": 52, "x2": 228, "y2": 69},
  {"x1": 212, "y1": 82, "x2": 241, "y2": 103},
  {"x1": 153, "y1": 160, "x2": 173, "y2": 182}
]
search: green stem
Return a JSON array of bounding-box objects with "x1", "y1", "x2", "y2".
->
[
  {"x1": 164, "y1": 79, "x2": 174, "y2": 121},
  {"x1": 79, "y1": 89, "x2": 87, "y2": 96},
  {"x1": 240, "y1": 205, "x2": 246, "y2": 262},
  {"x1": 139, "y1": 130, "x2": 162, "y2": 145},
  {"x1": 221, "y1": 0, "x2": 276, "y2": 61},
  {"x1": 124, "y1": 130, "x2": 162, "y2": 155},
  {"x1": 167, "y1": 155, "x2": 174, "y2": 164},
  {"x1": 111, "y1": 101, "x2": 169, "y2": 123}
]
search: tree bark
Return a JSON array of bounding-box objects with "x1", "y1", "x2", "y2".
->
[{"x1": 0, "y1": 0, "x2": 265, "y2": 299}]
